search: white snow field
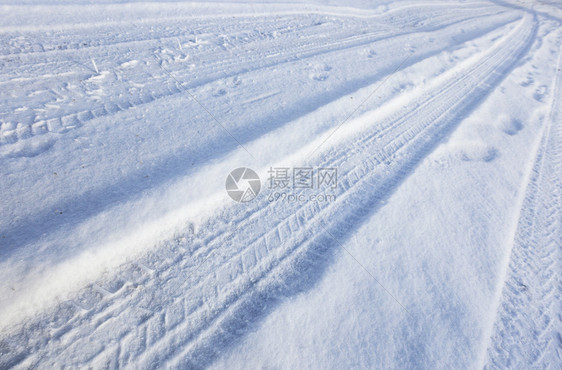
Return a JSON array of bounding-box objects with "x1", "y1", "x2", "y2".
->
[{"x1": 0, "y1": 0, "x2": 560, "y2": 368}]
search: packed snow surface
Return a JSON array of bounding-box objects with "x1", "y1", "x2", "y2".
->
[{"x1": 0, "y1": 0, "x2": 560, "y2": 368}]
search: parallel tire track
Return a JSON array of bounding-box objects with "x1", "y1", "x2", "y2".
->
[
  {"x1": 0, "y1": 4, "x2": 500, "y2": 57},
  {"x1": 485, "y1": 41, "x2": 562, "y2": 370},
  {"x1": 0, "y1": 12, "x2": 537, "y2": 369},
  {"x1": 0, "y1": 10, "x2": 518, "y2": 151}
]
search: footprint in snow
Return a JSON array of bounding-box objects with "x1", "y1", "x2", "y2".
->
[
  {"x1": 456, "y1": 142, "x2": 499, "y2": 162},
  {"x1": 520, "y1": 74, "x2": 534, "y2": 87},
  {"x1": 498, "y1": 116, "x2": 523, "y2": 136},
  {"x1": 533, "y1": 85, "x2": 548, "y2": 102},
  {"x1": 309, "y1": 63, "x2": 332, "y2": 82},
  {"x1": 363, "y1": 49, "x2": 377, "y2": 58},
  {"x1": 213, "y1": 88, "x2": 227, "y2": 97},
  {"x1": 229, "y1": 76, "x2": 242, "y2": 87}
]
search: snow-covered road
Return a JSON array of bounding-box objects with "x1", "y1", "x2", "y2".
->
[{"x1": 0, "y1": 0, "x2": 560, "y2": 368}]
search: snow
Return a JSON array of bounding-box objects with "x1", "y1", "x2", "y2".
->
[
  {"x1": 213, "y1": 33, "x2": 558, "y2": 368},
  {"x1": 0, "y1": 0, "x2": 560, "y2": 368}
]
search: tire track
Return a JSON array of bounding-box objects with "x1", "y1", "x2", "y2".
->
[
  {"x1": 0, "y1": 9, "x2": 520, "y2": 283},
  {"x1": 484, "y1": 40, "x2": 562, "y2": 370},
  {"x1": 0, "y1": 11, "x2": 518, "y2": 151},
  {"x1": 0, "y1": 12, "x2": 537, "y2": 369},
  {"x1": 0, "y1": 4, "x2": 500, "y2": 58},
  {"x1": 0, "y1": 5, "x2": 499, "y2": 78}
]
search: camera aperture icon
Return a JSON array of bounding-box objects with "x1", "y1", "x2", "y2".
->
[{"x1": 225, "y1": 167, "x2": 261, "y2": 202}]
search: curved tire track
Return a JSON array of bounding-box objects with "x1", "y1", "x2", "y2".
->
[
  {"x1": 0, "y1": 9, "x2": 517, "y2": 150},
  {"x1": 0, "y1": 12, "x2": 538, "y2": 369},
  {"x1": 485, "y1": 41, "x2": 562, "y2": 370}
]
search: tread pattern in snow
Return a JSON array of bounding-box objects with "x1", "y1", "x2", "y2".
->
[
  {"x1": 0, "y1": 12, "x2": 538, "y2": 369},
  {"x1": 485, "y1": 39, "x2": 562, "y2": 369},
  {"x1": 0, "y1": 5, "x2": 513, "y2": 149}
]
